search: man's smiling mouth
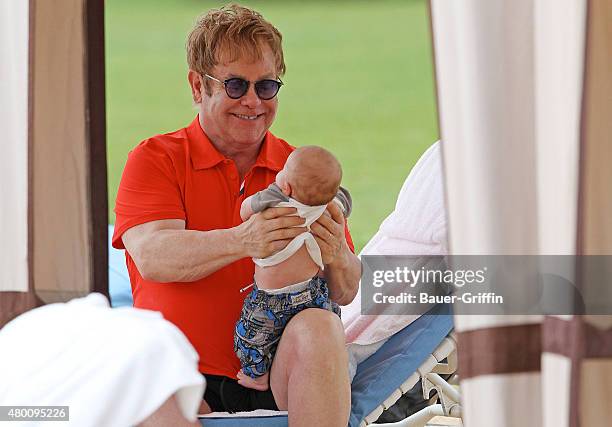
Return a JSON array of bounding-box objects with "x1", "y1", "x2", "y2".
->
[{"x1": 232, "y1": 113, "x2": 263, "y2": 121}]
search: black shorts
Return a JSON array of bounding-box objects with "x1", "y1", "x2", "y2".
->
[{"x1": 203, "y1": 374, "x2": 279, "y2": 413}]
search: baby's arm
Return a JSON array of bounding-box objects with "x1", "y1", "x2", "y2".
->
[
  {"x1": 240, "y1": 195, "x2": 256, "y2": 221},
  {"x1": 241, "y1": 184, "x2": 287, "y2": 221}
]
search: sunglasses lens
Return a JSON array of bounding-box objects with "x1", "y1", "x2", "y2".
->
[
  {"x1": 255, "y1": 80, "x2": 281, "y2": 100},
  {"x1": 224, "y1": 78, "x2": 249, "y2": 99}
]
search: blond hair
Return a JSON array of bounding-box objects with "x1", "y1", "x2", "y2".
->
[{"x1": 186, "y1": 4, "x2": 286, "y2": 94}]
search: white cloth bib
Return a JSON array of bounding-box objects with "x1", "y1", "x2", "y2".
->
[{"x1": 253, "y1": 198, "x2": 327, "y2": 270}]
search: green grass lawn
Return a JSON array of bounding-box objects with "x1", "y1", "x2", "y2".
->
[{"x1": 105, "y1": 0, "x2": 439, "y2": 252}]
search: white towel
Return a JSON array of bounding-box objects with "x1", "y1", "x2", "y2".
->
[
  {"x1": 343, "y1": 142, "x2": 448, "y2": 380},
  {"x1": 0, "y1": 293, "x2": 205, "y2": 427},
  {"x1": 361, "y1": 141, "x2": 447, "y2": 256}
]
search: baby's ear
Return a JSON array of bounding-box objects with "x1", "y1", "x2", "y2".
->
[
  {"x1": 276, "y1": 170, "x2": 292, "y2": 196},
  {"x1": 280, "y1": 181, "x2": 292, "y2": 196}
]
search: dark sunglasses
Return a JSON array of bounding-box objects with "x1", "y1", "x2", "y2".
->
[{"x1": 204, "y1": 74, "x2": 283, "y2": 100}]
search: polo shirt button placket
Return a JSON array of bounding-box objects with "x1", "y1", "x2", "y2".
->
[
  {"x1": 240, "y1": 171, "x2": 253, "y2": 199},
  {"x1": 226, "y1": 162, "x2": 240, "y2": 197}
]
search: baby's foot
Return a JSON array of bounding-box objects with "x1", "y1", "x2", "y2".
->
[{"x1": 237, "y1": 370, "x2": 270, "y2": 391}]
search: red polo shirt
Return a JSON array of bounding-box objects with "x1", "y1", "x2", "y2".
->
[{"x1": 112, "y1": 116, "x2": 354, "y2": 378}]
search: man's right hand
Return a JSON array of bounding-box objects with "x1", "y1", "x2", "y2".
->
[{"x1": 234, "y1": 207, "x2": 307, "y2": 259}]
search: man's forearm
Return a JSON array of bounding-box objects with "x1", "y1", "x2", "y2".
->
[
  {"x1": 324, "y1": 246, "x2": 361, "y2": 305},
  {"x1": 125, "y1": 207, "x2": 307, "y2": 283},
  {"x1": 136, "y1": 227, "x2": 244, "y2": 283}
]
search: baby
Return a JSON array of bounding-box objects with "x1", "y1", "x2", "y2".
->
[{"x1": 234, "y1": 145, "x2": 352, "y2": 391}]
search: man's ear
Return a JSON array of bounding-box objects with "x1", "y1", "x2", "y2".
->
[{"x1": 188, "y1": 70, "x2": 203, "y2": 103}]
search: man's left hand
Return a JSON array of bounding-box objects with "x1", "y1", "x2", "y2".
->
[{"x1": 310, "y1": 202, "x2": 347, "y2": 267}]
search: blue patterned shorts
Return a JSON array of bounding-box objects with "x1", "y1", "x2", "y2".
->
[{"x1": 234, "y1": 276, "x2": 341, "y2": 378}]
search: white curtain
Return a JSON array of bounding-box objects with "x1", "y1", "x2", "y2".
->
[
  {"x1": 0, "y1": 0, "x2": 29, "y2": 292},
  {"x1": 431, "y1": 0, "x2": 612, "y2": 426}
]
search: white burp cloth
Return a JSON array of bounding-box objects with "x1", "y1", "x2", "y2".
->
[{"x1": 253, "y1": 198, "x2": 327, "y2": 270}]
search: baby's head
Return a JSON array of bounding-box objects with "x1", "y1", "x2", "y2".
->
[{"x1": 276, "y1": 146, "x2": 342, "y2": 206}]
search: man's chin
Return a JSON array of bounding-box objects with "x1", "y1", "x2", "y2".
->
[{"x1": 230, "y1": 131, "x2": 268, "y2": 148}]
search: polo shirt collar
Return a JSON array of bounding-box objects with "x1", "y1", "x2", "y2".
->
[
  {"x1": 252, "y1": 132, "x2": 286, "y2": 173},
  {"x1": 187, "y1": 116, "x2": 225, "y2": 170},
  {"x1": 187, "y1": 115, "x2": 286, "y2": 172}
]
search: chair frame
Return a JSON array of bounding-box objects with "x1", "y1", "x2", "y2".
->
[{"x1": 367, "y1": 334, "x2": 462, "y2": 427}]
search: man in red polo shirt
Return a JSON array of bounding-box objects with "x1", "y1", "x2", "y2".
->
[{"x1": 112, "y1": 4, "x2": 360, "y2": 426}]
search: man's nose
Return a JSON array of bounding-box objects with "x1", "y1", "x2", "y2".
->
[{"x1": 240, "y1": 84, "x2": 261, "y2": 108}]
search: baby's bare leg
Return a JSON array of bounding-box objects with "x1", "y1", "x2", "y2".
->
[{"x1": 237, "y1": 370, "x2": 270, "y2": 391}]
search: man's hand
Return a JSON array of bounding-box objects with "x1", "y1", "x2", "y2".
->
[
  {"x1": 310, "y1": 201, "x2": 360, "y2": 305},
  {"x1": 310, "y1": 202, "x2": 348, "y2": 267},
  {"x1": 234, "y1": 207, "x2": 307, "y2": 259}
]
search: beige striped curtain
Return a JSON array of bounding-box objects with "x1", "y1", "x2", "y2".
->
[
  {"x1": 430, "y1": 0, "x2": 612, "y2": 426},
  {"x1": 0, "y1": 0, "x2": 107, "y2": 327}
]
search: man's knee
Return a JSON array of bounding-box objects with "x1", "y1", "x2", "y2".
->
[
  {"x1": 270, "y1": 309, "x2": 349, "y2": 411},
  {"x1": 282, "y1": 308, "x2": 346, "y2": 362}
]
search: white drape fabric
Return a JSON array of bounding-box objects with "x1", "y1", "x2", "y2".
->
[
  {"x1": 0, "y1": 0, "x2": 29, "y2": 292},
  {"x1": 342, "y1": 142, "x2": 447, "y2": 380},
  {"x1": 430, "y1": 0, "x2": 612, "y2": 426}
]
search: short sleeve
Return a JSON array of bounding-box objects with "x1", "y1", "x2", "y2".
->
[
  {"x1": 344, "y1": 221, "x2": 355, "y2": 254},
  {"x1": 250, "y1": 183, "x2": 288, "y2": 213},
  {"x1": 337, "y1": 187, "x2": 354, "y2": 253},
  {"x1": 112, "y1": 140, "x2": 185, "y2": 249},
  {"x1": 334, "y1": 186, "x2": 353, "y2": 218}
]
